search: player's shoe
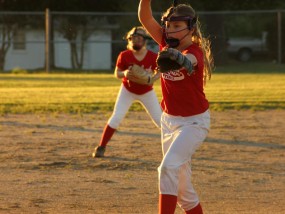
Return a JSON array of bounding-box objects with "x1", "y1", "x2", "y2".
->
[{"x1": 92, "y1": 146, "x2": 106, "y2": 158}]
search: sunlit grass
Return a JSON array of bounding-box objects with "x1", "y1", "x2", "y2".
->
[
  {"x1": 0, "y1": 71, "x2": 284, "y2": 114},
  {"x1": 205, "y1": 73, "x2": 285, "y2": 110}
]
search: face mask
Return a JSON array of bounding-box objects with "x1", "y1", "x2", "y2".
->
[
  {"x1": 132, "y1": 44, "x2": 143, "y2": 51},
  {"x1": 161, "y1": 14, "x2": 197, "y2": 48},
  {"x1": 165, "y1": 38, "x2": 180, "y2": 48},
  {"x1": 164, "y1": 28, "x2": 190, "y2": 48}
]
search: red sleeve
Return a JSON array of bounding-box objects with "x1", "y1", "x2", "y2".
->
[
  {"x1": 159, "y1": 33, "x2": 167, "y2": 51},
  {"x1": 116, "y1": 52, "x2": 127, "y2": 70},
  {"x1": 186, "y1": 45, "x2": 204, "y2": 71}
]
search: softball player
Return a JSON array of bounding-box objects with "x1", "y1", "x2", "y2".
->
[
  {"x1": 92, "y1": 26, "x2": 162, "y2": 158},
  {"x1": 139, "y1": 1, "x2": 214, "y2": 213}
]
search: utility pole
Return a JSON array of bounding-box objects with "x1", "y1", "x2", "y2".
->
[
  {"x1": 45, "y1": 8, "x2": 50, "y2": 73},
  {"x1": 277, "y1": 10, "x2": 282, "y2": 64}
]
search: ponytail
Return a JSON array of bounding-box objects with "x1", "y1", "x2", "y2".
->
[{"x1": 192, "y1": 19, "x2": 214, "y2": 85}]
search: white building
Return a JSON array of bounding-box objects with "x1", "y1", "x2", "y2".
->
[{"x1": 3, "y1": 28, "x2": 113, "y2": 71}]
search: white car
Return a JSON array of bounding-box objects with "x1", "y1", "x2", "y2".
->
[{"x1": 227, "y1": 31, "x2": 268, "y2": 62}]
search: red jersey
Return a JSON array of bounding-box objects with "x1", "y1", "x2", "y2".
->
[
  {"x1": 116, "y1": 50, "x2": 158, "y2": 95},
  {"x1": 159, "y1": 41, "x2": 209, "y2": 116}
]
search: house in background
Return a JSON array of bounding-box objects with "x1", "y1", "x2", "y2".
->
[
  {"x1": 3, "y1": 27, "x2": 113, "y2": 71},
  {"x1": 53, "y1": 30, "x2": 112, "y2": 70}
]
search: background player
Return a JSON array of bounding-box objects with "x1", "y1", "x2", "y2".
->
[
  {"x1": 139, "y1": 0, "x2": 214, "y2": 213},
  {"x1": 92, "y1": 26, "x2": 162, "y2": 158}
]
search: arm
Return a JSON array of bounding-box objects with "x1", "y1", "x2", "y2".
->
[
  {"x1": 175, "y1": 52, "x2": 197, "y2": 73},
  {"x1": 186, "y1": 54, "x2": 198, "y2": 67},
  {"x1": 114, "y1": 67, "x2": 129, "y2": 79},
  {"x1": 138, "y1": 0, "x2": 163, "y2": 45}
]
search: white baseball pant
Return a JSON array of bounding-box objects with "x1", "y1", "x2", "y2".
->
[
  {"x1": 158, "y1": 110, "x2": 210, "y2": 211},
  {"x1": 108, "y1": 84, "x2": 162, "y2": 129}
]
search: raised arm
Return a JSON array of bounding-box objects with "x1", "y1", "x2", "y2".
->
[{"x1": 138, "y1": 0, "x2": 163, "y2": 45}]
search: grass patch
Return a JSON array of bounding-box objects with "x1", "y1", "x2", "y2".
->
[
  {"x1": 0, "y1": 65, "x2": 284, "y2": 114},
  {"x1": 215, "y1": 61, "x2": 285, "y2": 73}
]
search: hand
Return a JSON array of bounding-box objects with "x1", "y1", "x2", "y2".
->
[
  {"x1": 123, "y1": 66, "x2": 133, "y2": 78},
  {"x1": 123, "y1": 70, "x2": 129, "y2": 78}
]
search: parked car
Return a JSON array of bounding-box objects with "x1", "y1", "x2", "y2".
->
[{"x1": 226, "y1": 31, "x2": 268, "y2": 62}]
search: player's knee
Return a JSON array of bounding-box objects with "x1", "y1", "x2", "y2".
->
[
  {"x1": 108, "y1": 114, "x2": 124, "y2": 128},
  {"x1": 158, "y1": 161, "x2": 179, "y2": 177},
  {"x1": 158, "y1": 162, "x2": 180, "y2": 194}
]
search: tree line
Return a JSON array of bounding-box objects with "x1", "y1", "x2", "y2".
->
[
  {"x1": 0, "y1": 0, "x2": 285, "y2": 70},
  {"x1": 1, "y1": 0, "x2": 284, "y2": 12}
]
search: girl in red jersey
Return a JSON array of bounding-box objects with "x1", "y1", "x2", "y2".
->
[
  {"x1": 139, "y1": 1, "x2": 214, "y2": 214},
  {"x1": 92, "y1": 26, "x2": 162, "y2": 158}
]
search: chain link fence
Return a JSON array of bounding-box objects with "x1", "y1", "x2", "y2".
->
[{"x1": 0, "y1": 10, "x2": 284, "y2": 72}]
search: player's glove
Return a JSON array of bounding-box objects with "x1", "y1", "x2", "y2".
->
[
  {"x1": 125, "y1": 64, "x2": 158, "y2": 85},
  {"x1": 156, "y1": 48, "x2": 193, "y2": 73},
  {"x1": 156, "y1": 48, "x2": 182, "y2": 73}
]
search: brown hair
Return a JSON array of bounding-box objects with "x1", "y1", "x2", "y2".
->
[{"x1": 163, "y1": 4, "x2": 214, "y2": 84}]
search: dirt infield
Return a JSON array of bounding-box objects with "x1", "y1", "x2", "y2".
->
[{"x1": 0, "y1": 110, "x2": 284, "y2": 214}]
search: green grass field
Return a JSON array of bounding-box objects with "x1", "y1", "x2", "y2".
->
[{"x1": 0, "y1": 64, "x2": 285, "y2": 114}]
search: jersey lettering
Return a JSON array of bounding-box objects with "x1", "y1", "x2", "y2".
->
[{"x1": 162, "y1": 70, "x2": 184, "y2": 81}]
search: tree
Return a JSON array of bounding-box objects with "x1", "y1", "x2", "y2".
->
[
  {"x1": 0, "y1": 13, "x2": 36, "y2": 71},
  {"x1": 57, "y1": 16, "x2": 108, "y2": 69},
  {"x1": 1, "y1": 0, "x2": 284, "y2": 69},
  {"x1": 0, "y1": 15, "x2": 14, "y2": 70},
  {"x1": 0, "y1": 0, "x2": 131, "y2": 70}
]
